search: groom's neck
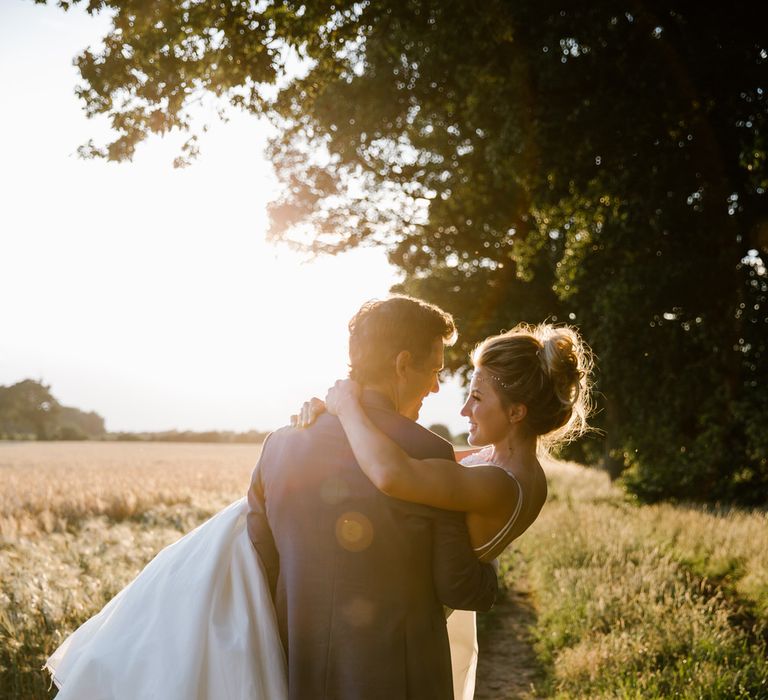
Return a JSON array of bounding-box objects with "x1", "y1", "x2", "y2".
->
[{"x1": 360, "y1": 381, "x2": 402, "y2": 415}]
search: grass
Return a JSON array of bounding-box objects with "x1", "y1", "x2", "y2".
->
[
  {"x1": 502, "y1": 459, "x2": 768, "y2": 699},
  {"x1": 0, "y1": 441, "x2": 261, "y2": 700}
]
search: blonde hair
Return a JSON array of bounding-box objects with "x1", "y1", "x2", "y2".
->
[{"x1": 471, "y1": 323, "x2": 593, "y2": 449}]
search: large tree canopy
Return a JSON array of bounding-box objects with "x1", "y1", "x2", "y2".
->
[{"x1": 45, "y1": 0, "x2": 768, "y2": 503}]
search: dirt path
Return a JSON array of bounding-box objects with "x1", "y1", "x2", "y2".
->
[{"x1": 474, "y1": 577, "x2": 544, "y2": 699}]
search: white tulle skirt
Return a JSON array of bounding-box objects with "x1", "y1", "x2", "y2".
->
[
  {"x1": 46, "y1": 498, "x2": 287, "y2": 700},
  {"x1": 46, "y1": 497, "x2": 478, "y2": 699}
]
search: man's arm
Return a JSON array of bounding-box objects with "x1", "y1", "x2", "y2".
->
[
  {"x1": 416, "y1": 436, "x2": 498, "y2": 612},
  {"x1": 431, "y1": 509, "x2": 498, "y2": 612},
  {"x1": 246, "y1": 434, "x2": 280, "y2": 598}
]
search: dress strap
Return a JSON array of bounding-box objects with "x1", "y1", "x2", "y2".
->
[{"x1": 473, "y1": 470, "x2": 523, "y2": 560}]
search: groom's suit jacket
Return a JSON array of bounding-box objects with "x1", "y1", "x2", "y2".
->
[{"x1": 247, "y1": 389, "x2": 497, "y2": 700}]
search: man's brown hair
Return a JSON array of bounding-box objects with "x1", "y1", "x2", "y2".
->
[{"x1": 348, "y1": 296, "x2": 456, "y2": 384}]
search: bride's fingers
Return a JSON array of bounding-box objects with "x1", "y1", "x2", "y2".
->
[
  {"x1": 324, "y1": 387, "x2": 337, "y2": 414},
  {"x1": 297, "y1": 398, "x2": 326, "y2": 428},
  {"x1": 308, "y1": 397, "x2": 325, "y2": 423},
  {"x1": 300, "y1": 401, "x2": 312, "y2": 428},
  {"x1": 294, "y1": 382, "x2": 357, "y2": 427}
]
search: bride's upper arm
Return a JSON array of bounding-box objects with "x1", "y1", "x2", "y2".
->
[{"x1": 401, "y1": 459, "x2": 519, "y2": 516}]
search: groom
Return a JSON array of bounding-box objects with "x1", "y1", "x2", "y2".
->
[{"x1": 247, "y1": 296, "x2": 497, "y2": 699}]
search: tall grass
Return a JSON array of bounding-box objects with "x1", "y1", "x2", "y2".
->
[
  {"x1": 507, "y1": 460, "x2": 768, "y2": 699},
  {"x1": 0, "y1": 441, "x2": 260, "y2": 699}
]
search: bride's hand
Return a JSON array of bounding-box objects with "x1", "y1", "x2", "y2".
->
[
  {"x1": 325, "y1": 379, "x2": 362, "y2": 417},
  {"x1": 290, "y1": 397, "x2": 326, "y2": 428}
]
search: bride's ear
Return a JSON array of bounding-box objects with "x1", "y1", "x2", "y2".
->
[
  {"x1": 508, "y1": 402, "x2": 527, "y2": 425},
  {"x1": 394, "y1": 350, "x2": 412, "y2": 378}
]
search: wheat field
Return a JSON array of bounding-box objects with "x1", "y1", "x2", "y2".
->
[
  {"x1": 0, "y1": 441, "x2": 262, "y2": 699},
  {"x1": 1, "y1": 443, "x2": 767, "y2": 699}
]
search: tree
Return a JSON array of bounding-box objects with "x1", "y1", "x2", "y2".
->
[
  {"x1": 0, "y1": 380, "x2": 60, "y2": 439},
  {"x1": 57, "y1": 406, "x2": 107, "y2": 438},
  {"x1": 0, "y1": 380, "x2": 107, "y2": 440},
  {"x1": 45, "y1": 1, "x2": 768, "y2": 502},
  {"x1": 428, "y1": 423, "x2": 454, "y2": 443}
]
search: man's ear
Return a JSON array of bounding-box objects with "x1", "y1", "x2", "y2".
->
[
  {"x1": 394, "y1": 350, "x2": 413, "y2": 378},
  {"x1": 508, "y1": 402, "x2": 527, "y2": 424}
]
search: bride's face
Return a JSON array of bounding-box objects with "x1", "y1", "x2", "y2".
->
[{"x1": 460, "y1": 368, "x2": 513, "y2": 446}]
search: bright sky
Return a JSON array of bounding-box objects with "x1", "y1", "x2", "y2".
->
[{"x1": 0, "y1": 1, "x2": 468, "y2": 436}]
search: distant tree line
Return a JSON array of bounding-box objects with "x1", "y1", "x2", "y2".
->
[
  {"x1": 110, "y1": 429, "x2": 271, "y2": 444},
  {"x1": 0, "y1": 380, "x2": 269, "y2": 443}
]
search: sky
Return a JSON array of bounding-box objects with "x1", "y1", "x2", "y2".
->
[{"x1": 0, "y1": 1, "x2": 469, "y2": 436}]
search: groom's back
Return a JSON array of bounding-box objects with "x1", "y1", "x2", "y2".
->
[{"x1": 248, "y1": 392, "x2": 459, "y2": 700}]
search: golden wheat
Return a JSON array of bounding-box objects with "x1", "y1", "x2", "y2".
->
[
  {"x1": 0, "y1": 441, "x2": 259, "y2": 541},
  {"x1": 0, "y1": 441, "x2": 262, "y2": 699}
]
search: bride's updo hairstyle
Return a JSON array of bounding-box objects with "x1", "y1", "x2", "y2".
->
[{"x1": 471, "y1": 323, "x2": 593, "y2": 447}]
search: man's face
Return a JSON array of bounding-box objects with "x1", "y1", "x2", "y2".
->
[{"x1": 398, "y1": 337, "x2": 444, "y2": 420}]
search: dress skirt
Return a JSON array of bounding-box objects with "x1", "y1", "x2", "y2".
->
[{"x1": 46, "y1": 498, "x2": 288, "y2": 700}]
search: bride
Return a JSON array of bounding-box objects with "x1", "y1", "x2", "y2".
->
[{"x1": 46, "y1": 320, "x2": 591, "y2": 700}]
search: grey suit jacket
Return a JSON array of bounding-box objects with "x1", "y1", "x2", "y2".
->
[{"x1": 247, "y1": 390, "x2": 497, "y2": 700}]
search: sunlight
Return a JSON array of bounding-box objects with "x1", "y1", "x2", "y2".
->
[{"x1": 0, "y1": 0, "x2": 468, "y2": 436}]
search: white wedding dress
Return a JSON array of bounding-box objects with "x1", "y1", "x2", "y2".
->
[
  {"x1": 46, "y1": 467, "x2": 523, "y2": 700},
  {"x1": 46, "y1": 499, "x2": 287, "y2": 700}
]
